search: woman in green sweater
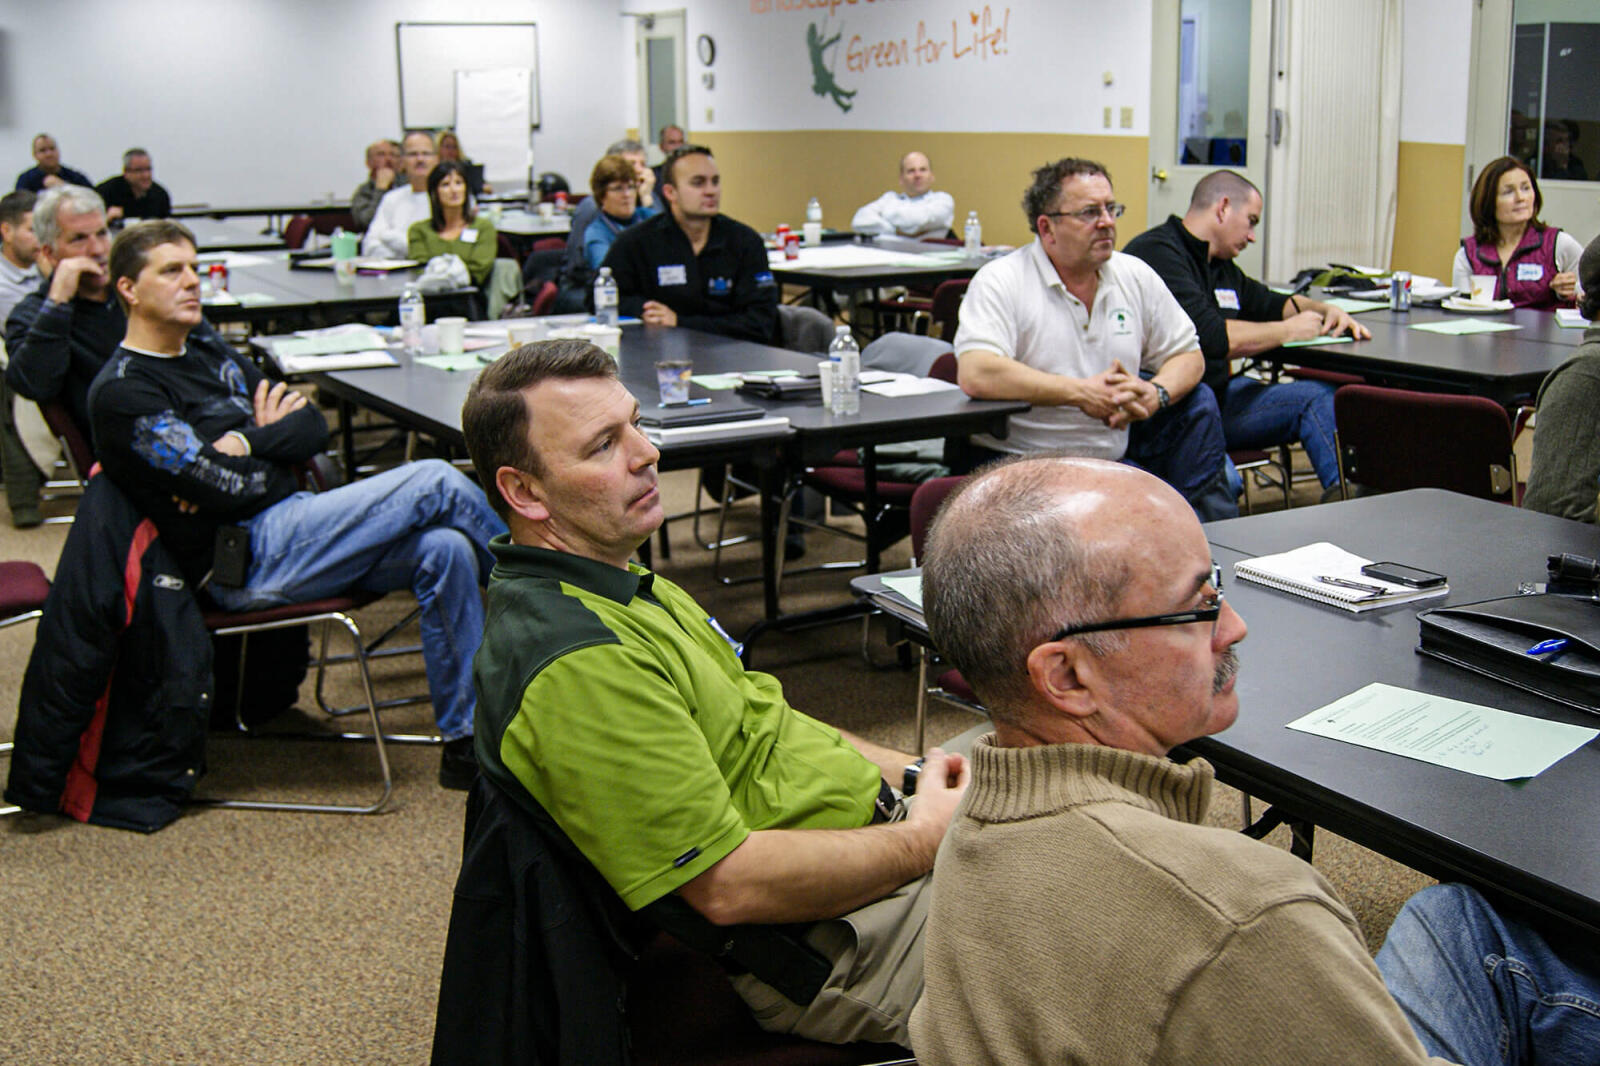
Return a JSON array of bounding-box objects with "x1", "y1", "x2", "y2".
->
[{"x1": 407, "y1": 160, "x2": 496, "y2": 286}]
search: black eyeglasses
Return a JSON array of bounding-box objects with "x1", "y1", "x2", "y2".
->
[
  {"x1": 1053, "y1": 563, "x2": 1223, "y2": 640},
  {"x1": 1045, "y1": 202, "x2": 1126, "y2": 224}
]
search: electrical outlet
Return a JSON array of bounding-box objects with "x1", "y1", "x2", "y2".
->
[
  {"x1": 1103, "y1": 107, "x2": 1112, "y2": 129},
  {"x1": 705, "y1": 106, "x2": 714, "y2": 123},
  {"x1": 1120, "y1": 106, "x2": 1134, "y2": 129}
]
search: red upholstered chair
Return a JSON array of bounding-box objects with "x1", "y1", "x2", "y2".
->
[
  {"x1": 310, "y1": 211, "x2": 358, "y2": 237},
  {"x1": 282, "y1": 214, "x2": 316, "y2": 250},
  {"x1": 927, "y1": 278, "x2": 969, "y2": 342},
  {"x1": 531, "y1": 236, "x2": 566, "y2": 253},
  {"x1": 904, "y1": 476, "x2": 986, "y2": 752},
  {"x1": 1334, "y1": 385, "x2": 1516, "y2": 502},
  {"x1": 529, "y1": 280, "x2": 559, "y2": 316},
  {"x1": 1, "y1": 561, "x2": 51, "y2": 811},
  {"x1": 38, "y1": 399, "x2": 93, "y2": 484}
]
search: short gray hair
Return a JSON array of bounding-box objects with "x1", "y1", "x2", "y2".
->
[
  {"x1": 122, "y1": 148, "x2": 151, "y2": 168},
  {"x1": 33, "y1": 185, "x2": 106, "y2": 251},
  {"x1": 921, "y1": 456, "x2": 1129, "y2": 723},
  {"x1": 606, "y1": 138, "x2": 646, "y2": 156}
]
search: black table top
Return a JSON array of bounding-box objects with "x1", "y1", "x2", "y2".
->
[
  {"x1": 181, "y1": 217, "x2": 287, "y2": 253},
  {"x1": 1198, "y1": 490, "x2": 1600, "y2": 937},
  {"x1": 1277, "y1": 304, "x2": 1581, "y2": 403},
  {"x1": 173, "y1": 201, "x2": 352, "y2": 219},
  {"x1": 202, "y1": 258, "x2": 473, "y2": 324}
]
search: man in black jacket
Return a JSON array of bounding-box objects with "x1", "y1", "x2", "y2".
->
[
  {"x1": 89, "y1": 220, "x2": 507, "y2": 789},
  {"x1": 601, "y1": 146, "x2": 779, "y2": 345},
  {"x1": 1124, "y1": 170, "x2": 1368, "y2": 499},
  {"x1": 96, "y1": 148, "x2": 173, "y2": 223}
]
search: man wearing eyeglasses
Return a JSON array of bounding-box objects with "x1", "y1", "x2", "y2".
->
[
  {"x1": 362, "y1": 130, "x2": 438, "y2": 258},
  {"x1": 911, "y1": 454, "x2": 1600, "y2": 1065},
  {"x1": 953, "y1": 158, "x2": 1236, "y2": 520},
  {"x1": 1125, "y1": 170, "x2": 1368, "y2": 503}
]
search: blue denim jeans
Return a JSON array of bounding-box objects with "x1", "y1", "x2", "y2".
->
[
  {"x1": 1376, "y1": 883, "x2": 1600, "y2": 1064},
  {"x1": 1222, "y1": 374, "x2": 1341, "y2": 488},
  {"x1": 1126, "y1": 382, "x2": 1239, "y2": 521},
  {"x1": 207, "y1": 460, "x2": 507, "y2": 741}
]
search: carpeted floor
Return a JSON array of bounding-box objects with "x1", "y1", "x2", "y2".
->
[{"x1": 0, "y1": 451, "x2": 1432, "y2": 1064}]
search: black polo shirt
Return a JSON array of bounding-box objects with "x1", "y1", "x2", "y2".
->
[
  {"x1": 600, "y1": 211, "x2": 779, "y2": 344},
  {"x1": 1124, "y1": 215, "x2": 1287, "y2": 399}
]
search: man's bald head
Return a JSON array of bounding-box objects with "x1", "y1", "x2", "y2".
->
[
  {"x1": 924, "y1": 457, "x2": 1182, "y2": 721},
  {"x1": 899, "y1": 151, "x2": 934, "y2": 197},
  {"x1": 1188, "y1": 169, "x2": 1258, "y2": 212}
]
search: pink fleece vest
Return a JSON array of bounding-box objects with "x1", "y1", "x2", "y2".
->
[{"x1": 1461, "y1": 226, "x2": 1564, "y2": 310}]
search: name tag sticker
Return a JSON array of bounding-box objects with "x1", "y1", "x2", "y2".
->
[
  {"x1": 1516, "y1": 263, "x2": 1544, "y2": 282},
  {"x1": 1215, "y1": 288, "x2": 1240, "y2": 310},
  {"x1": 657, "y1": 264, "x2": 688, "y2": 286}
]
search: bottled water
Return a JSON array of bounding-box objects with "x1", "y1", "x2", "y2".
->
[
  {"x1": 964, "y1": 210, "x2": 983, "y2": 254},
  {"x1": 828, "y1": 325, "x2": 860, "y2": 416},
  {"x1": 804, "y1": 197, "x2": 823, "y2": 247},
  {"x1": 594, "y1": 266, "x2": 619, "y2": 327},
  {"x1": 399, "y1": 283, "x2": 425, "y2": 354},
  {"x1": 806, "y1": 197, "x2": 823, "y2": 225}
]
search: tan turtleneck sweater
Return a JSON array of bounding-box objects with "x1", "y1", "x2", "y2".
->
[{"x1": 909, "y1": 735, "x2": 1452, "y2": 1065}]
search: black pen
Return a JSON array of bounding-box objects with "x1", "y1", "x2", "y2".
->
[
  {"x1": 1290, "y1": 295, "x2": 1303, "y2": 314},
  {"x1": 1316, "y1": 574, "x2": 1388, "y2": 596}
]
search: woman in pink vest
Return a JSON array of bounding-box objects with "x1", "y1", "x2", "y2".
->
[{"x1": 1451, "y1": 156, "x2": 1582, "y2": 309}]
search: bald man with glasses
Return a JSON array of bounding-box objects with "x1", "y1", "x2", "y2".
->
[{"x1": 951, "y1": 158, "x2": 1236, "y2": 520}]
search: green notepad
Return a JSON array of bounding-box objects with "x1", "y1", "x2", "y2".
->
[
  {"x1": 413, "y1": 352, "x2": 486, "y2": 372},
  {"x1": 1282, "y1": 335, "x2": 1356, "y2": 348},
  {"x1": 1409, "y1": 319, "x2": 1523, "y2": 336}
]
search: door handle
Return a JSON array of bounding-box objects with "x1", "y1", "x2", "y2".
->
[{"x1": 1152, "y1": 168, "x2": 1168, "y2": 183}]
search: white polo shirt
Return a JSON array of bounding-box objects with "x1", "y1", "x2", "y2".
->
[
  {"x1": 362, "y1": 187, "x2": 432, "y2": 258},
  {"x1": 954, "y1": 242, "x2": 1199, "y2": 459}
]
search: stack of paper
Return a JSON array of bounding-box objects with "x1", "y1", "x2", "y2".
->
[
  {"x1": 1233, "y1": 542, "x2": 1449, "y2": 612},
  {"x1": 1555, "y1": 308, "x2": 1594, "y2": 329},
  {"x1": 643, "y1": 415, "x2": 790, "y2": 446},
  {"x1": 273, "y1": 327, "x2": 397, "y2": 374}
]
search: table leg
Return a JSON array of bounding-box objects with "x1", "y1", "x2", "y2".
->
[
  {"x1": 862, "y1": 444, "x2": 880, "y2": 573},
  {"x1": 338, "y1": 398, "x2": 356, "y2": 479},
  {"x1": 759, "y1": 462, "x2": 780, "y2": 619}
]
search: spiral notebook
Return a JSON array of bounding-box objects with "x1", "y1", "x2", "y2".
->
[{"x1": 1232, "y1": 542, "x2": 1449, "y2": 612}]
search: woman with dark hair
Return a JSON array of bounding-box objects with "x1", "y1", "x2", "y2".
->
[
  {"x1": 407, "y1": 160, "x2": 496, "y2": 286},
  {"x1": 582, "y1": 153, "x2": 658, "y2": 272},
  {"x1": 1524, "y1": 233, "x2": 1600, "y2": 523},
  {"x1": 1451, "y1": 155, "x2": 1582, "y2": 308}
]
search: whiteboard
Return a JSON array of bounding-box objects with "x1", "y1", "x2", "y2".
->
[
  {"x1": 455, "y1": 69, "x2": 532, "y2": 188},
  {"x1": 396, "y1": 21, "x2": 540, "y2": 131}
]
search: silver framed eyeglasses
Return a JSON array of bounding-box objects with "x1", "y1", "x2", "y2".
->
[
  {"x1": 1053, "y1": 563, "x2": 1223, "y2": 639},
  {"x1": 1045, "y1": 201, "x2": 1127, "y2": 225}
]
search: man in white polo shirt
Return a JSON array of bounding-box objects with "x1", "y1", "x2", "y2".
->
[
  {"x1": 952, "y1": 157, "x2": 1236, "y2": 520},
  {"x1": 362, "y1": 131, "x2": 438, "y2": 258}
]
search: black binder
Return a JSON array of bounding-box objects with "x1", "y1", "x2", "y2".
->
[{"x1": 1416, "y1": 593, "x2": 1600, "y2": 715}]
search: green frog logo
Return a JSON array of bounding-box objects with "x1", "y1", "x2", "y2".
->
[{"x1": 807, "y1": 22, "x2": 857, "y2": 113}]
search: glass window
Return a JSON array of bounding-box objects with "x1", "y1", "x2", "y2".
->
[
  {"x1": 1177, "y1": 0, "x2": 1252, "y2": 166},
  {"x1": 1508, "y1": 4, "x2": 1598, "y2": 182}
]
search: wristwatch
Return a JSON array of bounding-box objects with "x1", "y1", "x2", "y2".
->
[
  {"x1": 1153, "y1": 383, "x2": 1171, "y2": 410},
  {"x1": 902, "y1": 757, "x2": 926, "y2": 796}
]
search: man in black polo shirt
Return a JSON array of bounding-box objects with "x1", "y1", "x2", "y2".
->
[
  {"x1": 1124, "y1": 170, "x2": 1369, "y2": 500},
  {"x1": 96, "y1": 148, "x2": 173, "y2": 223},
  {"x1": 601, "y1": 145, "x2": 778, "y2": 345}
]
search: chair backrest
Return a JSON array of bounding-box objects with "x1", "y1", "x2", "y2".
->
[
  {"x1": 529, "y1": 280, "x2": 558, "y2": 316},
  {"x1": 531, "y1": 236, "x2": 567, "y2": 253},
  {"x1": 310, "y1": 211, "x2": 358, "y2": 236},
  {"x1": 910, "y1": 475, "x2": 967, "y2": 561},
  {"x1": 777, "y1": 303, "x2": 836, "y2": 355},
  {"x1": 928, "y1": 350, "x2": 958, "y2": 385},
  {"x1": 38, "y1": 399, "x2": 94, "y2": 481},
  {"x1": 929, "y1": 278, "x2": 969, "y2": 342},
  {"x1": 1334, "y1": 384, "x2": 1515, "y2": 501},
  {"x1": 282, "y1": 214, "x2": 315, "y2": 250},
  {"x1": 861, "y1": 331, "x2": 952, "y2": 376}
]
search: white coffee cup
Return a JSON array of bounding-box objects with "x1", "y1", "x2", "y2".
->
[
  {"x1": 437, "y1": 316, "x2": 467, "y2": 354},
  {"x1": 537, "y1": 201, "x2": 555, "y2": 222},
  {"x1": 818, "y1": 359, "x2": 834, "y2": 406},
  {"x1": 1468, "y1": 275, "x2": 1497, "y2": 304},
  {"x1": 506, "y1": 323, "x2": 540, "y2": 348}
]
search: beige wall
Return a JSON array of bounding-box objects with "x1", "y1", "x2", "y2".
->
[
  {"x1": 663, "y1": 131, "x2": 1153, "y2": 250},
  {"x1": 1390, "y1": 140, "x2": 1466, "y2": 279}
]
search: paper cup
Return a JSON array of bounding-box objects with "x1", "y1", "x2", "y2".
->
[
  {"x1": 537, "y1": 201, "x2": 555, "y2": 222},
  {"x1": 437, "y1": 316, "x2": 467, "y2": 353},
  {"x1": 655, "y1": 361, "x2": 692, "y2": 406},
  {"x1": 506, "y1": 323, "x2": 540, "y2": 348},
  {"x1": 581, "y1": 323, "x2": 622, "y2": 359},
  {"x1": 1469, "y1": 275, "x2": 1497, "y2": 304},
  {"x1": 818, "y1": 359, "x2": 834, "y2": 407}
]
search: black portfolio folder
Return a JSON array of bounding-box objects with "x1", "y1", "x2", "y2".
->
[{"x1": 1417, "y1": 593, "x2": 1600, "y2": 714}]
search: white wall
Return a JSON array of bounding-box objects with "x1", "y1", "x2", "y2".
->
[
  {"x1": 0, "y1": 0, "x2": 630, "y2": 206},
  {"x1": 663, "y1": 0, "x2": 1152, "y2": 136},
  {"x1": 1399, "y1": 0, "x2": 1474, "y2": 143}
]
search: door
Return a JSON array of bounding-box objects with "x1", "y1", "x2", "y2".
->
[
  {"x1": 1467, "y1": 0, "x2": 1600, "y2": 249},
  {"x1": 1148, "y1": 0, "x2": 1275, "y2": 278},
  {"x1": 635, "y1": 11, "x2": 688, "y2": 160}
]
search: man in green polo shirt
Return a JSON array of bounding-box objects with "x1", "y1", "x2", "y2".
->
[{"x1": 460, "y1": 338, "x2": 970, "y2": 1047}]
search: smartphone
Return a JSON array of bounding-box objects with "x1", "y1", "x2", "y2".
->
[{"x1": 1359, "y1": 561, "x2": 1446, "y2": 588}]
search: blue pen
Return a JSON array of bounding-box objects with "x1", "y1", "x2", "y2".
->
[
  {"x1": 661, "y1": 398, "x2": 710, "y2": 408},
  {"x1": 1525, "y1": 638, "x2": 1568, "y2": 656}
]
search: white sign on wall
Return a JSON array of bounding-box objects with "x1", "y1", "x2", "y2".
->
[{"x1": 456, "y1": 68, "x2": 533, "y2": 187}]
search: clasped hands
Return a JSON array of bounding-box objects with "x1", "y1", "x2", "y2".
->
[{"x1": 1079, "y1": 360, "x2": 1160, "y2": 430}]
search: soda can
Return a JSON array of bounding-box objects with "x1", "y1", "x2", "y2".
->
[
  {"x1": 553, "y1": 191, "x2": 569, "y2": 212},
  {"x1": 1389, "y1": 270, "x2": 1411, "y2": 312},
  {"x1": 784, "y1": 233, "x2": 800, "y2": 260},
  {"x1": 209, "y1": 262, "x2": 229, "y2": 294},
  {"x1": 774, "y1": 223, "x2": 791, "y2": 249}
]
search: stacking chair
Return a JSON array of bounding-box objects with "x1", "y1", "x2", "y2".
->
[
  {"x1": 905, "y1": 476, "x2": 986, "y2": 753},
  {"x1": 1, "y1": 560, "x2": 51, "y2": 816},
  {"x1": 1230, "y1": 447, "x2": 1292, "y2": 514},
  {"x1": 926, "y1": 278, "x2": 969, "y2": 342},
  {"x1": 282, "y1": 214, "x2": 316, "y2": 250},
  {"x1": 1333, "y1": 385, "x2": 1516, "y2": 502},
  {"x1": 38, "y1": 399, "x2": 94, "y2": 487}
]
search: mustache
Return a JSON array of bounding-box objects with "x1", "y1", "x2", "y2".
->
[{"x1": 1213, "y1": 646, "x2": 1239, "y2": 694}]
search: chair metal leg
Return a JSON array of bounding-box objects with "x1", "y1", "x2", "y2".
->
[
  {"x1": 314, "y1": 604, "x2": 430, "y2": 718},
  {"x1": 194, "y1": 610, "x2": 396, "y2": 814}
]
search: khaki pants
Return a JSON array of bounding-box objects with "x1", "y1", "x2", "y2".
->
[{"x1": 730, "y1": 721, "x2": 990, "y2": 1047}]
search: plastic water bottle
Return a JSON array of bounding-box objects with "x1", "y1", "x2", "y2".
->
[
  {"x1": 964, "y1": 210, "x2": 983, "y2": 254},
  {"x1": 828, "y1": 326, "x2": 860, "y2": 416},
  {"x1": 804, "y1": 197, "x2": 823, "y2": 247},
  {"x1": 594, "y1": 266, "x2": 619, "y2": 327},
  {"x1": 399, "y1": 283, "x2": 425, "y2": 354}
]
